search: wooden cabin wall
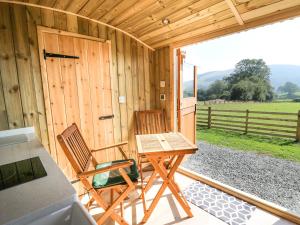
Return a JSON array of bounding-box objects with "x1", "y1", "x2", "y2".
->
[
  {"x1": 152, "y1": 47, "x2": 173, "y2": 130},
  {"x1": 0, "y1": 3, "x2": 157, "y2": 160}
]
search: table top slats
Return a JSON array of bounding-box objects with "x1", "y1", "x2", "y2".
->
[{"x1": 136, "y1": 132, "x2": 198, "y2": 155}]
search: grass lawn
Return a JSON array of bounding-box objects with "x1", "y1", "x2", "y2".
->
[
  {"x1": 198, "y1": 101, "x2": 300, "y2": 113},
  {"x1": 196, "y1": 101, "x2": 300, "y2": 162},
  {"x1": 197, "y1": 128, "x2": 300, "y2": 162},
  {"x1": 197, "y1": 101, "x2": 299, "y2": 135}
]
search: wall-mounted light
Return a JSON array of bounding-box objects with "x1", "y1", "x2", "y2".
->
[{"x1": 162, "y1": 18, "x2": 170, "y2": 25}]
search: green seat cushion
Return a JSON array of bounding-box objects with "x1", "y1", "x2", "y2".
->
[{"x1": 92, "y1": 159, "x2": 139, "y2": 189}]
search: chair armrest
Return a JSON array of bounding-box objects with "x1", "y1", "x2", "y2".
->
[
  {"x1": 91, "y1": 141, "x2": 128, "y2": 152},
  {"x1": 77, "y1": 160, "x2": 133, "y2": 178}
]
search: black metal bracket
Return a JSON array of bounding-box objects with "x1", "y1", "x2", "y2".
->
[
  {"x1": 43, "y1": 49, "x2": 79, "y2": 60},
  {"x1": 99, "y1": 115, "x2": 114, "y2": 120}
]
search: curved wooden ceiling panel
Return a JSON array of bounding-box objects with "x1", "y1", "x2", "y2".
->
[{"x1": 2, "y1": 0, "x2": 300, "y2": 49}]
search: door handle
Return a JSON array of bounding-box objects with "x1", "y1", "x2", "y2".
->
[{"x1": 99, "y1": 115, "x2": 114, "y2": 120}]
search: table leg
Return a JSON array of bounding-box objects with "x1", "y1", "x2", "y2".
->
[
  {"x1": 159, "y1": 159, "x2": 191, "y2": 210},
  {"x1": 140, "y1": 158, "x2": 163, "y2": 197},
  {"x1": 156, "y1": 155, "x2": 192, "y2": 213},
  {"x1": 141, "y1": 155, "x2": 193, "y2": 223},
  {"x1": 144, "y1": 170, "x2": 158, "y2": 193},
  {"x1": 138, "y1": 155, "x2": 147, "y2": 213},
  {"x1": 141, "y1": 156, "x2": 167, "y2": 223}
]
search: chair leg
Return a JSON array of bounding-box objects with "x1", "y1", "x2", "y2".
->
[
  {"x1": 85, "y1": 197, "x2": 95, "y2": 211},
  {"x1": 120, "y1": 201, "x2": 124, "y2": 218},
  {"x1": 80, "y1": 179, "x2": 128, "y2": 225},
  {"x1": 97, "y1": 169, "x2": 135, "y2": 225},
  {"x1": 97, "y1": 185, "x2": 134, "y2": 225},
  {"x1": 110, "y1": 189, "x2": 114, "y2": 206}
]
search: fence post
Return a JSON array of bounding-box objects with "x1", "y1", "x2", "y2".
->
[
  {"x1": 208, "y1": 107, "x2": 212, "y2": 129},
  {"x1": 245, "y1": 109, "x2": 249, "y2": 134},
  {"x1": 296, "y1": 110, "x2": 300, "y2": 142}
]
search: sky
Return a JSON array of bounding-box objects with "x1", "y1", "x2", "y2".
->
[{"x1": 182, "y1": 17, "x2": 300, "y2": 74}]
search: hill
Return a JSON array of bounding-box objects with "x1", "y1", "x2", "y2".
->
[{"x1": 197, "y1": 64, "x2": 300, "y2": 90}]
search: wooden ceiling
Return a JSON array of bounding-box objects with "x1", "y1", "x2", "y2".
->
[{"x1": 7, "y1": 0, "x2": 300, "y2": 49}]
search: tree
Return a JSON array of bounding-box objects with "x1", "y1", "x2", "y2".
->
[
  {"x1": 225, "y1": 59, "x2": 273, "y2": 101},
  {"x1": 197, "y1": 89, "x2": 207, "y2": 101},
  {"x1": 231, "y1": 79, "x2": 255, "y2": 101},
  {"x1": 278, "y1": 82, "x2": 299, "y2": 96},
  {"x1": 206, "y1": 80, "x2": 228, "y2": 100}
]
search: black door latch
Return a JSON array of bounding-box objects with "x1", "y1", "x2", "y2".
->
[{"x1": 99, "y1": 115, "x2": 114, "y2": 120}]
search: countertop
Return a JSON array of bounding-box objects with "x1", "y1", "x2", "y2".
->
[{"x1": 0, "y1": 128, "x2": 76, "y2": 225}]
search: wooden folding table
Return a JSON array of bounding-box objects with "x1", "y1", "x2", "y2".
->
[{"x1": 136, "y1": 132, "x2": 198, "y2": 223}]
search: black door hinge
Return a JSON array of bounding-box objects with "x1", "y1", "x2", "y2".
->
[{"x1": 43, "y1": 49, "x2": 79, "y2": 60}]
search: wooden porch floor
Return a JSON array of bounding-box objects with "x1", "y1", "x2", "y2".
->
[{"x1": 82, "y1": 172, "x2": 296, "y2": 225}]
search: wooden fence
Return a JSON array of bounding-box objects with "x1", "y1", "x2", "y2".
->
[{"x1": 197, "y1": 107, "x2": 300, "y2": 141}]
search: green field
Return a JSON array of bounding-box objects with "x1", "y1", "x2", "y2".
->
[
  {"x1": 197, "y1": 102, "x2": 299, "y2": 132},
  {"x1": 198, "y1": 101, "x2": 300, "y2": 113},
  {"x1": 196, "y1": 101, "x2": 300, "y2": 162}
]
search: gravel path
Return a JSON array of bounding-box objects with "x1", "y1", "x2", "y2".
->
[{"x1": 182, "y1": 141, "x2": 300, "y2": 214}]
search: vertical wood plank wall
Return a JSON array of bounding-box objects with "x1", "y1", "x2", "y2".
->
[
  {"x1": 0, "y1": 3, "x2": 174, "y2": 161},
  {"x1": 152, "y1": 47, "x2": 173, "y2": 130}
]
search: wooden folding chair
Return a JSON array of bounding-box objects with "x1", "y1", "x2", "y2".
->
[
  {"x1": 135, "y1": 109, "x2": 168, "y2": 135},
  {"x1": 134, "y1": 109, "x2": 170, "y2": 171},
  {"x1": 134, "y1": 110, "x2": 174, "y2": 211},
  {"x1": 57, "y1": 123, "x2": 139, "y2": 225}
]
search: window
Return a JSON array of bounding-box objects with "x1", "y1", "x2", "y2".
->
[{"x1": 182, "y1": 62, "x2": 196, "y2": 98}]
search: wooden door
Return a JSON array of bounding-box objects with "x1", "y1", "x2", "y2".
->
[
  {"x1": 177, "y1": 49, "x2": 197, "y2": 144},
  {"x1": 38, "y1": 28, "x2": 114, "y2": 180}
]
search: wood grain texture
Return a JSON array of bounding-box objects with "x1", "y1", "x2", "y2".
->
[
  {"x1": 99, "y1": 0, "x2": 137, "y2": 24},
  {"x1": 116, "y1": 31, "x2": 129, "y2": 146},
  {"x1": 124, "y1": 35, "x2": 135, "y2": 158},
  {"x1": 0, "y1": 2, "x2": 156, "y2": 179},
  {"x1": 136, "y1": 132, "x2": 197, "y2": 155},
  {"x1": 41, "y1": 8, "x2": 54, "y2": 28},
  {"x1": 54, "y1": 11, "x2": 67, "y2": 30},
  {"x1": 43, "y1": 32, "x2": 69, "y2": 175},
  {"x1": 77, "y1": 17, "x2": 89, "y2": 35},
  {"x1": 135, "y1": 110, "x2": 168, "y2": 135},
  {"x1": 151, "y1": 46, "x2": 173, "y2": 132},
  {"x1": 0, "y1": 70, "x2": 8, "y2": 130},
  {"x1": 11, "y1": 4, "x2": 46, "y2": 143},
  {"x1": 172, "y1": 4, "x2": 300, "y2": 49},
  {"x1": 149, "y1": 51, "x2": 155, "y2": 109},
  {"x1": 107, "y1": 28, "x2": 122, "y2": 160},
  {"x1": 137, "y1": 0, "x2": 224, "y2": 40},
  {"x1": 39, "y1": 30, "x2": 117, "y2": 179},
  {"x1": 144, "y1": 47, "x2": 150, "y2": 110},
  {"x1": 102, "y1": 42, "x2": 115, "y2": 160},
  {"x1": 37, "y1": 27, "x2": 58, "y2": 161},
  {"x1": 0, "y1": 4, "x2": 24, "y2": 129},
  {"x1": 137, "y1": 43, "x2": 146, "y2": 110},
  {"x1": 66, "y1": 14, "x2": 78, "y2": 32},
  {"x1": 26, "y1": 7, "x2": 50, "y2": 150},
  {"x1": 73, "y1": 38, "x2": 94, "y2": 148},
  {"x1": 2, "y1": 0, "x2": 300, "y2": 48},
  {"x1": 131, "y1": 40, "x2": 139, "y2": 112},
  {"x1": 58, "y1": 35, "x2": 80, "y2": 127}
]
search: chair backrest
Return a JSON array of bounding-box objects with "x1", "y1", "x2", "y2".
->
[
  {"x1": 135, "y1": 109, "x2": 168, "y2": 135},
  {"x1": 57, "y1": 123, "x2": 92, "y2": 174}
]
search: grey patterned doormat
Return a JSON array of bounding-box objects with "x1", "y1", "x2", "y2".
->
[{"x1": 183, "y1": 181, "x2": 256, "y2": 225}]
